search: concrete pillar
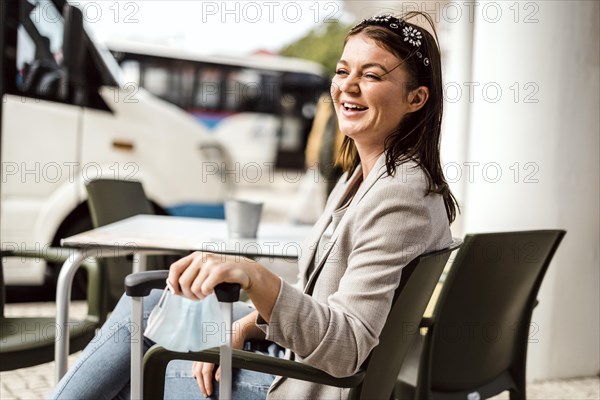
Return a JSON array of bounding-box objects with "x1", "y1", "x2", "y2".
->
[{"x1": 465, "y1": 0, "x2": 599, "y2": 379}]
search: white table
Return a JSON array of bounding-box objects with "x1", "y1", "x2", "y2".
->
[{"x1": 57, "y1": 214, "x2": 312, "y2": 397}]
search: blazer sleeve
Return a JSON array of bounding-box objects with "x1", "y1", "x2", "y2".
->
[{"x1": 257, "y1": 175, "x2": 444, "y2": 377}]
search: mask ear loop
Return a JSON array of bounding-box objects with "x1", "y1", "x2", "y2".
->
[{"x1": 158, "y1": 279, "x2": 174, "y2": 307}]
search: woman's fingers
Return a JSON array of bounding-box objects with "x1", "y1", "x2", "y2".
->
[
  {"x1": 178, "y1": 255, "x2": 205, "y2": 300},
  {"x1": 201, "y1": 258, "x2": 250, "y2": 296},
  {"x1": 168, "y1": 252, "x2": 251, "y2": 300},
  {"x1": 192, "y1": 361, "x2": 216, "y2": 397},
  {"x1": 201, "y1": 362, "x2": 216, "y2": 397},
  {"x1": 192, "y1": 362, "x2": 206, "y2": 397},
  {"x1": 169, "y1": 252, "x2": 211, "y2": 300},
  {"x1": 167, "y1": 252, "x2": 196, "y2": 294}
]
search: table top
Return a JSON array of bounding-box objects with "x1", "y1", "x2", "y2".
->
[{"x1": 61, "y1": 214, "x2": 313, "y2": 259}]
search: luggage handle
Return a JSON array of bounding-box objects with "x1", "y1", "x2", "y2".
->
[{"x1": 214, "y1": 282, "x2": 241, "y2": 303}]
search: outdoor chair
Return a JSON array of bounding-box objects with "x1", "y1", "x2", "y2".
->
[
  {"x1": 125, "y1": 240, "x2": 462, "y2": 399},
  {"x1": 0, "y1": 249, "x2": 102, "y2": 371},
  {"x1": 395, "y1": 230, "x2": 566, "y2": 400},
  {"x1": 85, "y1": 179, "x2": 179, "y2": 321}
]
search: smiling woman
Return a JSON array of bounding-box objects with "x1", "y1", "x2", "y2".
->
[
  {"x1": 333, "y1": 12, "x2": 458, "y2": 223},
  {"x1": 49, "y1": 11, "x2": 458, "y2": 400}
]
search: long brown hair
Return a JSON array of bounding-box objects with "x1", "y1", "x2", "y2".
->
[{"x1": 336, "y1": 11, "x2": 459, "y2": 223}]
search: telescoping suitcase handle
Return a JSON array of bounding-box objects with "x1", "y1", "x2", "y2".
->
[
  {"x1": 214, "y1": 282, "x2": 241, "y2": 400},
  {"x1": 214, "y1": 282, "x2": 241, "y2": 303}
]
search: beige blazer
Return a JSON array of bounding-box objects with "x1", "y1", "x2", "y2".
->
[{"x1": 258, "y1": 153, "x2": 453, "y2": 399}]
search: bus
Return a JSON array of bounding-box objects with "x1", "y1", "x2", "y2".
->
[
  {"x1": 107, "y1": 40, "x2": 330, "y2": 169},
  {"x1": 1, "y1": 0, "x2": 233, "y2": 297}
]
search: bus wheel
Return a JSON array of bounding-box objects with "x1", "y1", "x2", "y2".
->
[
  {"x1": 48, "y1": 204, "x2": 94, "y2": 300},
  {"x1": 4, "y1": 206, "x2": 93, "y2": 303}
]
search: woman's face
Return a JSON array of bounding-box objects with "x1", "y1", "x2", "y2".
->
[{"x1": 331, "y1": 32, "x2": 414, "y2": 152}]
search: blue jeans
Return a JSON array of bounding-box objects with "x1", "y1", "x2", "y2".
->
[{"x1": 49, "y1": 290, "x2": 281, "y2": 400}]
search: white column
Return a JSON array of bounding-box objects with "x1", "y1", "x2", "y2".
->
[{"x1": 465, "y1": 0, "x2": 599, "y2": 379}]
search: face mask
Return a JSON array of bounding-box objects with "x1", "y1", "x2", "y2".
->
[{"x1": 144, "y1": 281, "x2": 226, "y2": 352}]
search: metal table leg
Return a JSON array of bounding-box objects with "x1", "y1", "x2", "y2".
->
[{"x1": 55, "y1": 249, "x2": 87, "y2": 383}]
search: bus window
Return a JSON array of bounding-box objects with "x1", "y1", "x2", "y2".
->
[
  {"x1": 28, "y1": 0, "x2": 64, "y2": 56},
  {"x1": 194, "y1": 67, "x2": 222, "y2": 111},
  {"x1": 224, "y1": 68, "x2": 262, "y2": 112},
  {"x1": 121, "y1": 60, "x2": 141, "y2": 85},
  {"x1": 141, "y1": 65, "x2": 170, "y2": 100},
  {"x1": 16, "y1": 0, "x2": 63, "y2": 99},
  {"x1": 140, "y1": 62, "x2": 194, "y2": 108},
  {"x1": 16, "y1": 27, "x2": 36, "y2": 88},
  {"x1": 179, "y1": 64, "x2": 195, "y2": 108}
]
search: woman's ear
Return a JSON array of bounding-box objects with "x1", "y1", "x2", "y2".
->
[{"x1": 407, "y1": 86, "x2": 429, "y2": 112}]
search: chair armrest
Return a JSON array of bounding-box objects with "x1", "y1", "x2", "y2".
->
[
  {"x1": 125, "y1": 270, "x2": 169, "y2": 297},
  {"x1": 231, "y1": 348, "x2": 365, "y2": 387},
  {"x1": 1, "y1": 248, "x2": 103, "y2": 321},
  {"x1": 5, "y1": 247, "x2": 78, "y2": 264},
  {"x1": 143, "y1": 345, "x2": 366, "y2": 396}
]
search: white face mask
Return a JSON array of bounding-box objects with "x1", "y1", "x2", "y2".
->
[{"x1": 144, "y1": 281, "x2": 226, "y2": 352}]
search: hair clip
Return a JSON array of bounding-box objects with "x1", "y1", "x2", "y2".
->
[
  {"x1": 353, "y1": 14, "x2": 430, "y2": 67},
  {"x1": 402, "y1": 26, "x2": 422, "y2": 47}
]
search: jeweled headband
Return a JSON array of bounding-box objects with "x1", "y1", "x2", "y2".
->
[{"x1": 352, "y1": 14, "x2": 430, "y2": 67}]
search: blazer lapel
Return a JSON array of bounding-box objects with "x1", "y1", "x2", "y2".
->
[
  {"x1": 296, "y1": 167, "x2": 363, "y2": 287},
  {"x1": 303, "y1": 154, "x2": 389, "y2": 294},
  {"x1": 350, "y1": 152, "x2": 389, "y2": 206}
]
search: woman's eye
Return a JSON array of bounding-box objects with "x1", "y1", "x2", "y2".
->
[
  {"x1": 335, "y1": 69, "x2": 348, "y2": 76},
  {"x1": 364, "y1": 73, "x2": 381, "y2": 80}
]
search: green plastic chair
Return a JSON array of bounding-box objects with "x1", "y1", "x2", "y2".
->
[
  {"x1": 0, "y1": 249, "x2": 102, "y2": 371},
  {"x1": 395, "y1": 230, "x2": 566, "y2": 400},
  {"x1": 125, "y1": 240, "x2": 462, "y2": 399},
  {"x1": 85, "y1": 178, "x2": 175, "y2": 321}
]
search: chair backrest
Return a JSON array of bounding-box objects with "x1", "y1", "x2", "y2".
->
[
  {"x1": 85, "y1": 179, "x2": 156, "y2": 317},
  {"x1": 422, "y1": 230, "x2": 565, "y2": 395},
  {"x1": 356, "y1": 240, "x2": 461, "y2": 399},
  {"x1": 86, "y1": 179, "x2": 154, "y2": 227}
]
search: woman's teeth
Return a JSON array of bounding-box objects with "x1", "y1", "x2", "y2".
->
[{"x1": 343, "y1": 103, "x2": 367, "y2": 111}]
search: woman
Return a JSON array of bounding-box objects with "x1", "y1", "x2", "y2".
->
[{"x1": 50, "y1": 11, "x2": 457, "y2": 400}]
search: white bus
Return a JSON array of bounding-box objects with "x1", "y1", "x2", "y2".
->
[
  {"x1": 107, "y1": 40, "x2": 330, "y2": 169},
  {"x1": 1, "y1": 0, "x2": 233, "y2": 298}
]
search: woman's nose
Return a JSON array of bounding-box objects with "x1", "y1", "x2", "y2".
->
[{"x1": 337, "y1": 75, "x2": 360, "y2": 94}]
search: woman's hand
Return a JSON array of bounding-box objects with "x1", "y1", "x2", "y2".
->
[
  {"x1": 191, "y1": 322, "x2": 245, "y2": 398},
  {"x1": 191, "y1": 311, "x2": 265, "y2": 397},
  {"x1": 168, "y1": 252, "x2": 254, "y2": 300},
  {"x1": 169, "y1": 251, "x2": 282, "y2": 397},
  {"x1": 167, "y1": 251, "x2": 282, "y2": 322}
]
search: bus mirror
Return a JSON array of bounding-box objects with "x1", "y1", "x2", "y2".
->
[{"x1": 61, "y1": 4, "x2": 86, "y2": 103}]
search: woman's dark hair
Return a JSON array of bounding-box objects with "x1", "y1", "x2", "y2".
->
[{"x1": 336, "y1": 11, "x2": 459, "y2": 223}]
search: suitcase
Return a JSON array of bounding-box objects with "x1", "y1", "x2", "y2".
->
[{"x1": 126, "y1": 271, "x2": 240, "y2": 399}]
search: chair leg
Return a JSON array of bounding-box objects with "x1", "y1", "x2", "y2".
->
[
  {"x1": 510, "y1": 356, "x2": 527, "y2": 400},
  {"x1": 509, "y1": 382, "x2": 527, "y2": 400},
  {"x1": 509, "y1": 387, "x2": 526, "y2": 400}
]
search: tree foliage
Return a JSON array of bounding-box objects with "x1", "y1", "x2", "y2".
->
[{"x1": 280, "y1": 22, "x2": 352, "y2": 77}]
